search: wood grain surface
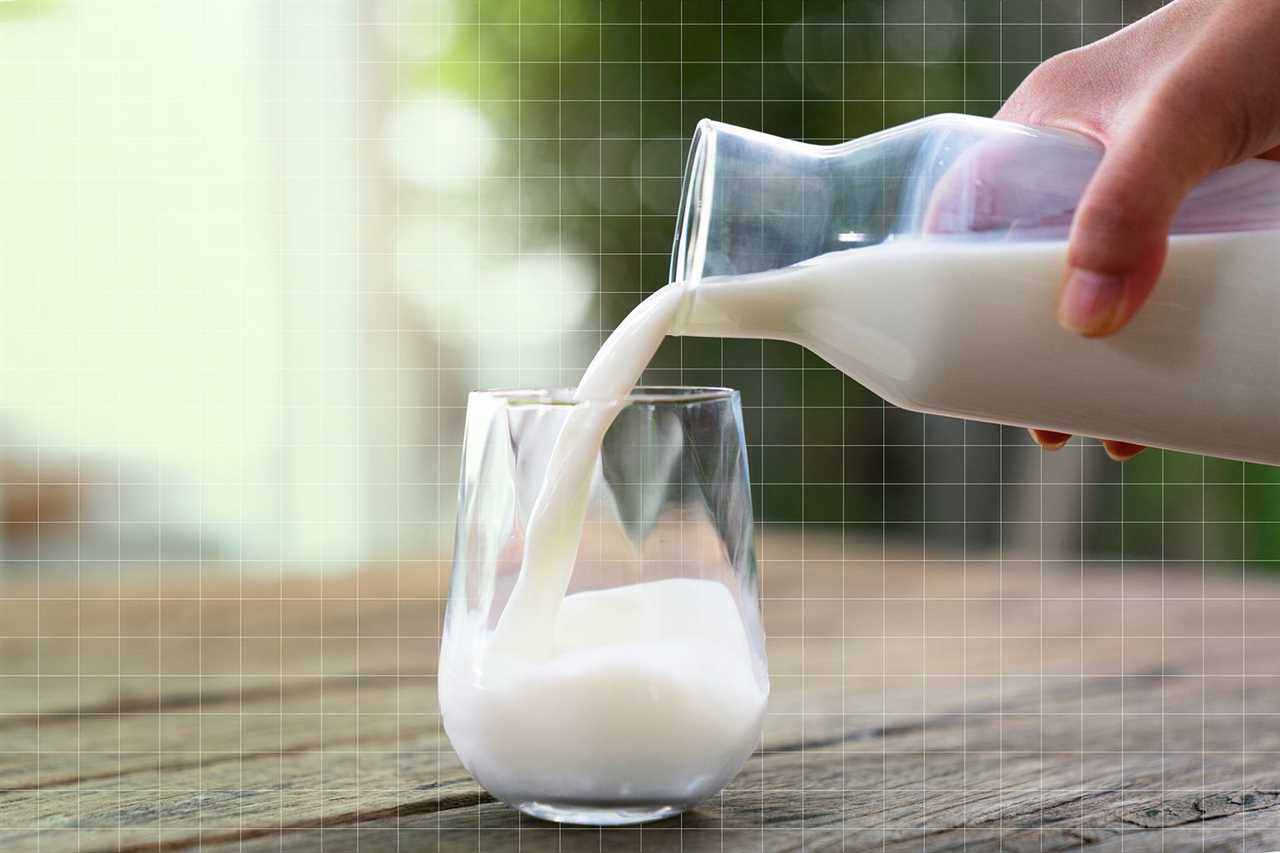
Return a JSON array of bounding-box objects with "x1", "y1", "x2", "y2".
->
[{"x1": 3, "y1": 530, "x2": 1280, "y2": 852}]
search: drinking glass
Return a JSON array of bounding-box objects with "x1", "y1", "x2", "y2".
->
[{"x1": 439, "y1": 387, "x2": 768, "y2": 825}]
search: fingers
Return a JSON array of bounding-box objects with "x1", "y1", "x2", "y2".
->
[
  {"x1": 1030, "y1": 429, "x2": 1071, "y2": 450},
  {"x1": 921, "y1": 133, "x2": 1097, "y2": 239},
  {"x1": 1029, "y1": 429, "x2": 1147, "y2": 462},
  {"x1": 1102, "y1": 440, "x2": 1146, "y2": 462},
  {"x1": 1058, "y1": 99, "x2": 1228, "y2": 337}
]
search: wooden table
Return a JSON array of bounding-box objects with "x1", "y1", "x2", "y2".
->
[{"x1": 3, "y1": 531, "x2": 1280, "y2": 852}]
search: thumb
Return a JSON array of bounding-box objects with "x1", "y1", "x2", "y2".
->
[{"x1": 1058, "y1": 109, "x2": 1223, "y2": 337}]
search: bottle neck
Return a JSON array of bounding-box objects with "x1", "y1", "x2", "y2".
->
[{"x1": 670, "y1": 274, "x2": 794, "y2": 343}]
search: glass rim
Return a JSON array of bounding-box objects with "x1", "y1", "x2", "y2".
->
[{"x1": 472, "y1": 385, "x2": 739, "y2": 407}]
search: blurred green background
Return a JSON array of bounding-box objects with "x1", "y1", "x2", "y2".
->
[
  {"x1": 417, "y1": 0, "x2": 1278, "y2": 567},
  {"x1": 1, "y1": 0, "x2": 1275, "y2": 569}
]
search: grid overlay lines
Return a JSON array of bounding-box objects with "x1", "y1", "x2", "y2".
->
[{"x1": 1, "y1": 1, "x2": 1277, "y2": 850}]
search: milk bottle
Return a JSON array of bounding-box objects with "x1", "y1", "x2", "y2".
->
[{"x1": 671, "y1": 115, "x2": 1280, "y2": 464}]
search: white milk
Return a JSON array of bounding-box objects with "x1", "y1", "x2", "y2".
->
[
  {"x1": 439, "y1": 578, "x2": 765, "y2": 817},
  {"x1": 490, "y1": 281, "x2": 690, "y2": 656},
  {"x1": 677, "y1": 231, "x2": 1280, "y2": 465}
]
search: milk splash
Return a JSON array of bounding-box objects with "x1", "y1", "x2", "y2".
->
[{"x1": 489, "y1": 281, "x2": 690, "y2": 657}]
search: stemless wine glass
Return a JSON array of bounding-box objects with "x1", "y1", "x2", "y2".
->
[{"x1": 439, "y1": 387, "x2": 768, "y2": 826}]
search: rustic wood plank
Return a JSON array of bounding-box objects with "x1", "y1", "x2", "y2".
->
[{"x1": 2, "y1": 532, "x2": 1280, "y2": 851}]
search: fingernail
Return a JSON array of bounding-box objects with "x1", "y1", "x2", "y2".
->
[
  {"x1": 1030, "y1": 429, "x2": 1071, "y2": 450},
  {"x1": 1058, "y1": 268, "x2": 1126, "y2": 336},
  {"x1": 1103, "y1": 440, "x2": 1146, "y2": 462}
]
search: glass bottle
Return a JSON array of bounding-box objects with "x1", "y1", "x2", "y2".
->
[{"x1": 671, "y1": 115, "x2": 1280, "y2": 464}]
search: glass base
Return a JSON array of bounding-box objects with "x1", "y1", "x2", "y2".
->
[{"x1": 515, "y1": 800, "x2": 685, "y2": 826}]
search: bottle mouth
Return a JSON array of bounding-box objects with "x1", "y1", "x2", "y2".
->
[
  {"x1": 671, "y1": 120, "x2": 718, "y2": 287},
  {"x1": 475, "y1": 386, "x2": 737, "y2": 408}
]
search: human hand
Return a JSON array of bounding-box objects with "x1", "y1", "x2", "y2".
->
[{"x1": 996, "y1": 0, "x2": 1280, "y2": 460}]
